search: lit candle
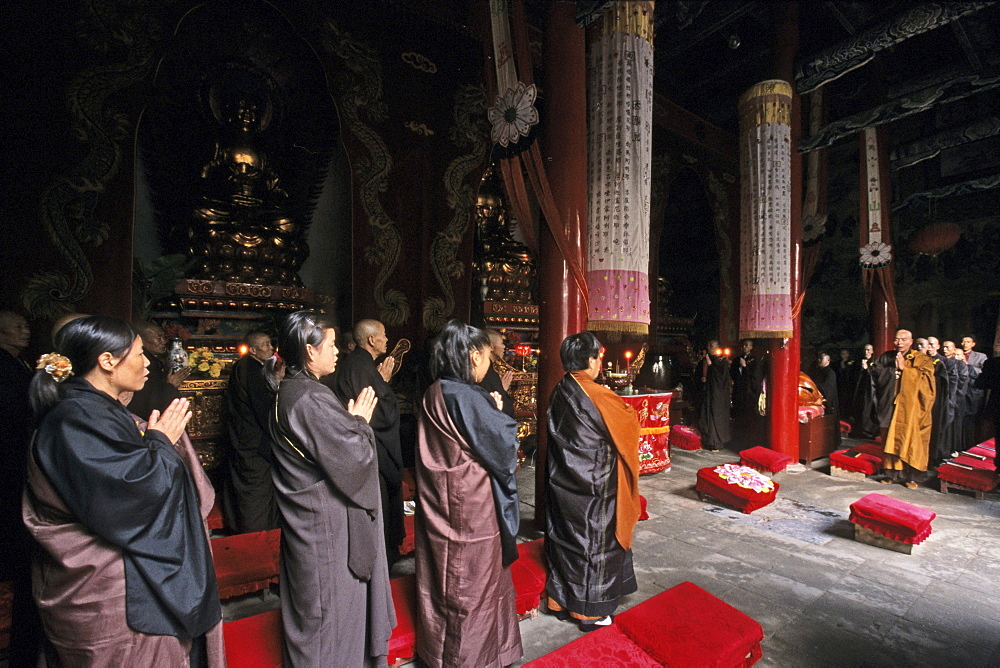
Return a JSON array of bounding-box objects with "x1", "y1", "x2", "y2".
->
[{"x1": 624, "y1": 350, "x2": 633, "y2": 375}]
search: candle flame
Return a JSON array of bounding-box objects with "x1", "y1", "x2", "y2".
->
[{"x1": 238, "y1": 344, "x2": 249, "y2": 356}]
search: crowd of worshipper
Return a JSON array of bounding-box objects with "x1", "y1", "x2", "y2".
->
[
  {"x1": 693, "y1": 330, "x2": 999, "y2": 491},
  {"x1": 0, "y1": 309, "x2": 645, "y2": 666}
]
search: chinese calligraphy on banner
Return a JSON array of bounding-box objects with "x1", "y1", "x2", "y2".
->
[
  {"x1": 738, "y1": 80, "x2": 794, "y2": 339},
  {"x1": 586, "y1": 1, "x2": 654, "y2": 336}
]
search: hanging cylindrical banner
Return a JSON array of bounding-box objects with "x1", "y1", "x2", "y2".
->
[
  {"x1": 738, "y1": 80, "x2": 794, "y2": 339},
  {"x1": 586, "y1": 1, "x2": 654, "y2": 335},
  {"x1": 859, "y1": 125, "x2": 898, "y2": 352}
]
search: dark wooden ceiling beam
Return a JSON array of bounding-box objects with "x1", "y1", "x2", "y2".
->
[
  {"x1": 893, "y1": 172, "x2": 1000, "y2": 211},
  {"x1": 823, "y1": 1, "x2": 857, "y2": 35},
  {"x1": 951, "y1": 19, "x2": 985, "y2": 71},
  {"x1": 800, "y1": 70, "x2": 1000, "y2": 153},
  {"x1": 794, "y1": 2, "x2": 993, "y2": 94},
  {"x1": 655, "y1": 1, "x2": 758, "y2": 63},
  {"x1": 652, "y1": 94, "x2": 738, "y2": 162},
  {"x1": 891, "y1": 115, "x2": 1000, "y2": 169}
]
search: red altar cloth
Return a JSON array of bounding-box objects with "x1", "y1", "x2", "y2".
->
[
  {"x1": 621, "y1": 392, "x2": 673, "y2": 474},
  {"x1": 849, "y1": 493, "x2": 935, "y2": 545},
  {"x1": 696, "y1": 466, "x2": 778, "y2": 514}
]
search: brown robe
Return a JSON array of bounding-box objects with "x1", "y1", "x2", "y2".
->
[
  {"x1": 22, "y1": 420, "x2": 224, "y2": 666},
  {"x1": 415, "y1": 379, "x2": 522, "y2": 668},
  {"x1": 883, "y1": 351, "x2": 936, "y2": 474},
  {"x1": 270, "y1": 371, "x2": 395, "y2": 667}
]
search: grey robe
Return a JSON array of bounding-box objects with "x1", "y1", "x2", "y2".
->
[{"x1": 270, "y1": 371, "x2": 395, "y2": 667}]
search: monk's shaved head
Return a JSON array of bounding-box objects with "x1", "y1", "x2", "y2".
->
[{"x1": 894, "y1": 330, "x2": 913, "y2": 353}]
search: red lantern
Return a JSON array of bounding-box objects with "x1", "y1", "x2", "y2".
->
[{"x1": 908, "y1": 222, "x2": 961, "y2": 257}]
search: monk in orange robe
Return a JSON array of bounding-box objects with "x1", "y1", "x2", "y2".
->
[{"x1": 874, "y1": 329, "x2": 936, "y2": 489}]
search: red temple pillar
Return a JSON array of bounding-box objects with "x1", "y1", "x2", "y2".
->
[
  {"x1": 535, "y1": 0, "x2": 588, "y2": 524},
  {"x1": 768, "y1": 3, "x2": 802, "y2": 459}
]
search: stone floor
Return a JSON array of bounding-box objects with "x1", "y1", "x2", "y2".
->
[
  {"x1": 510, "y1": 439, "x2": 1000, "y2": 667},
  {"x1": 15, "y1": 439, "x2": 992, "y2": 667}
]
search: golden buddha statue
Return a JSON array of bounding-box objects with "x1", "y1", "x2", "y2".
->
[
  {"x1": 474, "y1": 173, "x2": 535, "y2": 304},
  {"x1": 187, "y1": 94, "x2": 307, "y2": 286}
]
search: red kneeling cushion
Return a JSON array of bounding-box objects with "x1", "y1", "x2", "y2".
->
[
  {"x1": 615, "y1": 581, "x2": 764, "y2": 667},
  {"x1": 849, "y1": 493, "x2": 935, "y2": 545},
  {"x1": 854, "y1": 442, "x2": 885, "y2": 457},
  {"x1": 388, "y1": 574, "x2": 417, "y2": 664},
  {"x1": 830, "y1": 448, "x2": 881, "y2": 475},
  {"x1": 206, "y1": 500, "x2": 225, "y2": 531},
  {"x1": 951, "y1": 453, "x2": 996, "y2": 471},
  {"x1": 966, "y1": 445, "x2": 996, "y2": 459},
  {"x1": 739, "y1": 446, "x2": 793, "y2": 473},
  {"x1": 696, "y1": 466, "x2": 779, "y2": 514},
  {"x1": 937, "y1": 463, "x2": 1000, "y2": 492},
  {"x1": 223, "y1": 608, "x2": 282, "y2": 667},
  {"x1": 670, "y1": 425, "x2": 702, "y2": 451},
  {"x1": 511, "y1": 538, "x2": 547, "y2": 615},
  {"x1": 213, "y1": 529, "x2": 281, "y2": 599}
]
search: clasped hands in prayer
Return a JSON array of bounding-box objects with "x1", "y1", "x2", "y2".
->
[
  {"x1": 148, "y1": 397, "x2": 193, "y2": 443},
  {"x1": 347, "y1": 386, "x2": 379, "y2": 423}
]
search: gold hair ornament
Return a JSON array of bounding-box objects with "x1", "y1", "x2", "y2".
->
[{"x1": 37, "y1": 353, "x2": 73, "y2": 383}]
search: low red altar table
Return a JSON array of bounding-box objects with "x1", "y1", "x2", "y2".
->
[{"x1": 621, "y1": 392, "x2": 673, "y2": 475}]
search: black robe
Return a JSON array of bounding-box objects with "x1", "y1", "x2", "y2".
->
[
  {"x1": 0, "y1": 347, "x2": 34, "y2": 573},
  {"x1": 812, "y1": 366, "x2": 839, "y2": 415},
  {"x1": 730, "y1": 353, "x2": 763, "y2": 444},
  {"x1": 813, "y1": 365, "x2": 841, "y2": 447},
  {"x1": 929, "y1": 354, "x2": 954, "y2": 464},
  {"x1": 835, "y1": 359, "x2": 858, "y2": 420},
  {"x1": 699, "y1": 355, "x2": 731, "y2": 450},
  {"x1": 944, "y1": 360, "x2": 971, "y2": 455},
  {"x1": 127, "y1": 349, "x2": 180, "y2": 422},
  {"x1": 31, "y1": 378, "x2": 220, "y2": 638},
  {"x1": 223, "y1": 354, "x2": 279, "y2": 533},
  {"x1": 0, "y1": 348, "x2": 41, "y2": 665},
  {"x1": 545, "y1": 374, "x2": 637, "y2": 618},
  {"x1": 852, "y1": 359, "x2": 879, "y2": 438},
  {"x1": 478, "y1": 366, "x2": 516, "y2": 420},
  {"x1": 330, "y1": 347, "x2": 404, "y2": 554},
  {"x1": 974, "y1": 356, "x2": 1000, "y2": 468},
  {"x1": 870, "y1": 351, "x2": 901, "y2": 431}
]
